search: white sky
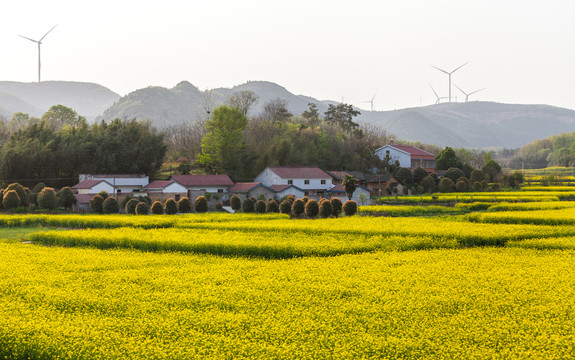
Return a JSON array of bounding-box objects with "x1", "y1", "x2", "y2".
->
[{"x1": 1, "y1": 0, "x2": 574, "y2": 111}]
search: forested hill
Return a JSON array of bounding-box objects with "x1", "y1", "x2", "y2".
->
[
  {"x1": 0, "y1": 81, "x2": 120, "y2": 120},
  {"x1": 99, "y1": 81, "x2": 575, "y2": 149}
]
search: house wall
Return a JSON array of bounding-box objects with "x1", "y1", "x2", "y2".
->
[
  {"x1": 411, "y1": 158, "x2": 436, "y2": 169},
  {"x1": 276, "y1": 187, "x2": 305, "y2": 200},
  {"x1": 82, "y1": 182, "x2": 115, "y2": 195},
  {"x1": 249, "y1": 187, "x2": 275, "y2": 201},
  {"x1": 255, "y1": 168, "x2": 331, "y2": 191},
  {"x1": 254, "y1": 168, "x2": 283, "y2": 187},
  {"x1": 164, "y1": 182, "x2": 188, "y2": 194},
  {"x1": 375, "y1": 145, "x2": 411, "y2": 168}
]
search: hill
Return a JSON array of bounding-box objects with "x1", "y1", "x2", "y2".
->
[
  {"x1": 100, "y1": 81, "x2": 575, "y2": 149},
  {"x1": 0, "y1": 81, "x2": 121, "y2": 120}
]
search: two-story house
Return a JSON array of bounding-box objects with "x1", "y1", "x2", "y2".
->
[
  {"x1": 254, "y1": 166, "x2": 333, "y2": 198},
  {"x1": 375, "y1": 145, "x2": 436, "y2": 172}
]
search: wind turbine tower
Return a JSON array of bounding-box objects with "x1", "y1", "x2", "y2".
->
[
  {"x1": 429, "y1": 84, "x2": 448, "y2": 105},
  {"x1": 430, "y1": 62, "x2": 468, "y2": 103},
  {"x1": 454, "y1": 83, "x2": 485, "y2": 102},
  {"x1": 19, "y1": 25, "x2": 57, "y2": 82},
  {"x1": 359, "y1": 91, "x2": 378, "y2": 111}
]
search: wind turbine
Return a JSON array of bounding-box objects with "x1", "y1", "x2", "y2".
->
[
  {"x1": 429, "y1": 84, "x2": 448, "y2": 105},
  {"x1": 19, "y1": 25, "x2": 57, "y2": 82},
  {"x1": 454, "y1": 83, "x2": 485, "y2": 102},
  {"x1": 359, "y1": 91, "x2": 378, "y2": 111},
  {"x1": 430, "y1": 62, "x2": 468, "y2": 103}
]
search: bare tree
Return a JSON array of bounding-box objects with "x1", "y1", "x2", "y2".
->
[
  {"x1": 163, "y1": 119, "x2": 207, "y2": 162},
  {"x1": 261, "y1": 98, "x2": 292, "y2": 122},
  {"x1": 227, "y1": 90, "x2": 258, "y2": 116},
  {"x1": 196, "y1": 89, "x2": 217, "y2": 120}
]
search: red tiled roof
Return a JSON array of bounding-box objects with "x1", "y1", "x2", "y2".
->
[
  {"x1": 228, "y1": 182, "x2": 262, "y2": 192},
  {"x1": 91, "y1": 174, "x2": 147, "y2": 178},
  {"x1": 71, "y1": 180, "x2": 107, "y2": 189},
  {"x1": 391, "y1": 145, "x2": 435, "y2": 158},
  {"x1": 269, "y1": 184, "x2": 303, "y2": 192},
  {"x1": 171, "y1": 174, "x2": 234, "y2": 187},
  {"x1": 267, "y1": 166, "x2": 330, "y2": 179},
  {"x1": 143, "y1": 180, "x2": 175, "y2": 189}
]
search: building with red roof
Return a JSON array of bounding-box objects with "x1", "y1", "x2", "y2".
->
[
  {"x1": 254, "y1": 166, "x2": 332, "y2": 198},
  {"x1": 375, "y1": 144, "x2": 436, "y2": 172}
]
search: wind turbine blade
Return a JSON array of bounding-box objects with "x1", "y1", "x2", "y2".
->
[
  {"x1": 451, "y1": 62, "x2": 469, "y2": 74},
  {"x1": 468, "y1": 88, "x2": 485, "y2": 96},
  {"x1": 39, "y1": 25, "x2": 57, "y2": 41},
  {"x1": 429, "y1": 83, "x2": 439, "y2": 97},
  {"x1": 453, "y1": 83, "x2": 467, "y2": 96},
  {"x1": 19, "y1": 35, "x2": 39, "y2": 43},
  {"x1": 430, "y1": 65, "x2": 449, "y2": 75}
]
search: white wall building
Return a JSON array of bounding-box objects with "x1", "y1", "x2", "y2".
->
[
  {"x1": 254, "y1": 166, "x2": 332, "y2": 197},
  {"x1": 78, "y1": 174, "x2": 149, "y2": 196}
]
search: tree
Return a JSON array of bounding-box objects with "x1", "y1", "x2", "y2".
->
[
  {"x1": 438, "y1": 178, "x2": 455, "y2": 193},
  {"x1": 177, "y1": 197, "x2": 192, "y2": 213},
  {"x1": 90, "y1": 195, "x2": 105, "y2": 214},
  {"x1": 227, "y1": 90, "x2": 258, "y2": 116},
  {"x1": 279, "y1": 199, "x2": 292, "y2": 214},
  {"x1": 7, "y1": 112, "x2": 31, "y2": 133},
  {"x1": 57, "y1": 187, "x2": 76, "y2": 210},
  {"x1": 164, "y1": 198, "x2": 178, "y2": 215},
  {"x1": 342, "y1": 200, "x2": 358, "y2": 216},
  {"x1": 196, "y1": 105, "x2": 248, "y2": 177},
  {"x1": 470, "y1": 169, "x2": 487, "y2": 184},
  {"x1": 38, "y1": 187, "x2": 57, "y2": 210},
  {"x1": 419, "y1": 175, "x2": 436, "y2": 193},
  {"x1": 242, "y1": 198, "x2": 255, "y2": 213},
  {"x1": 342, "y1": 175, "x2": 358, "y2": 201},
  {"x1": 230, "y1": 194, "x2": 242, "y2": 212},
  {"x1": 265, "y1": 199, "x2": 279, "y2": 213},
  {"x1": 135, "y1": 202, "x2": 149, "y2": 215},
  {"x1": 483, "y1": 159, "x2": 502, "y2": 182},
  {"x1": 358, "y1": 193, "x2": 367, "y2": 206},
  {"x1": 324, "y1": 103, "x2": 360, "y2": 132},
  {"x1": 444, "y1": 167, "x2": 466, "y2": 183},
  {"x1": 41, "y1": 104, "x2": 86, "y2": 132},
  {"x1": 435, "y1": 147, "x2": 463, "y2": 170},
  {"x1": 151, "y1": 201, "x2": 164, "y2": 215},
  {"x1": 194, "y1": 196, "x2": 208, "y2": 213},
  {"x1": 261, "y1": 98, "x2": 292, "y2": 122},
  {"x1": 254, "y1": 200, "x2": 266, "y2": 214},
  {"x1": 305, "y1": 199, "x2": 319, "y2": 218},
  {"x1": 330, "y1": 198, "x2": 343, "y2": 217},
  {"x1": 319, "y1": 199, "x2": 333, "y2": 218},
  {"x1": 102, "y1": 197, "x2": 120, "y2": 214},
  {"x1": 291, "y1": 198, "x2": 305, "y2": 217},
  {"x1": 302, "y1": 103, "x2": 320, "y2": 125},
  {"x1": 413, "y1": 167, "x2": 428, "y2": 185},
  {"x1": 2, "y1": 190, "x2": 21, "y2": 210},
  {"x1": 125, "y1": 198, "x2": 140, "y2": 214},
  {"x1": 394, "y1": 168, "x2": 413, "y2": 186},
  {"x1": 5, "y1": 183, "x2": 27, "y2": 206}
]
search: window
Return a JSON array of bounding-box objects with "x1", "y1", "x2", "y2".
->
[
  {"x1": 321, "y1": 180, "x2": 326, "y2": 185},
  {"x1": 304, "y1": 180, "x2": 310, "y2": 185},
  {"x1": 218, "y1": 189, "x2": 223, "y2": 193},
  {"x1": 386, "y1": 150, "x2": 390, "y2": 156},
  {"x1": 287, "y1": 180, "x2": 293, "y2": 185}
]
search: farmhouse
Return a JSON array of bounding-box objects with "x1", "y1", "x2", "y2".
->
[
  {"x1": 254, "y1": 166, "x2": 332, "y2": 198},
  {"x1": 327, "y1": 184, "x2": 371, "y2": 205},
  {"x1": 78, "y1": 174, "x2": 149, "y2": 196},
  {"x1": 325, "y1": 170, "x2": 366, "y2": 186},
  {"x1": 170, "y1": 174, "x2": 234, "y2": 202},
  {"x1": 142, "y1": 180, "x2": 188, "y2": 202},
  {"x1": 228, "y1": 182, "x2": 275, "y2": 201},
  {"x1": 375, "y1": 145, "x2": 436, "y2": 172}
]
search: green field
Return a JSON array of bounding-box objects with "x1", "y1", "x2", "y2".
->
[{"x1": 1, "y1": 198, "x2": 575, "y2": 359}]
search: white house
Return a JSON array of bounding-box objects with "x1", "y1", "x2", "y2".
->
[
  {"x1": 254, "y1": 166, "x2": 332, "y2": 198},
  {"x1": 170, "y1": 174, "x2": 234, "y2": 201},
  {"x1": 268, "y1": 184, "x2": 306, "y2": 200},
  {"x1": 78, "y1": 174, "x2": 149, "y2": 196},
  {"x1": 71, "y1": 179, "x2": 115, "y2": 195},
  {"x1": 142, "y1": 180, "x2": 188, "y2": 201},
  {"x1": 374, "y1": 145, "x2": 436, "y2": 172}
]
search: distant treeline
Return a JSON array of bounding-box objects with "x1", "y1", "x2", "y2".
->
[
  {"x1": 0, "y1": 105, "x2": 166, "y2": 188},
  {"x1": 508, "y1": 132, "x2": 575, "y2": 169}
]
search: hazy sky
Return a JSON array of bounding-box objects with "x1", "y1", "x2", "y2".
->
[{"x1": 2, "y1": 0, "x2": 574, "y2": 111}]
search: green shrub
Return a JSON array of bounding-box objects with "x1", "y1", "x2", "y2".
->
[
  {"x1": 178, "y1": 197, "x2": 192, "y2": 213},
  {"x1": 137, "y1": 195, "x2": 151, "y2": 206},
  {"x1": 135, "y1": 202, "x2": 149, "y2": 215},
  {"x1": 230, "y1": 194, "x2": 242, "y2": 211},
  {"x1": 90, "y1": 195, "x2": 105, "y2": 214},
  {"x1": 302, "y1": 196, "x2": 309, "y2": 204},
  {"x1": 125, "y1": 198, "x2": 140, "y2": 214},
  {"x1": 121, "y1": 194, "x2": 134, "y2": 210},
  {"x1": 38, "y1": 187, "x2": 57, "y2": 210},
  {"x1": 491, "y1": 183, "x2": 501, "y2": 191},
  {"x1": 279, "y1": 199, "x2": 292, "y2": 214},
  {"x1": 215, "y1": 202, "x2": 223, "y2": 211},
  {"x1": 420, "y1": 175, "x2": 436, "y2": 193},
  {"x1": 305, "y1": 199, "x2": 319, "y2": 218},
  {"x1": 102, "y1": 197, "x2": 120, "y2": 214},
  {"x1": 164, "y1": 198, "x2": 178, "y2": 215},
  {"x1": 472, "y1": 181, "x2": 482, "y2": 192},
  {"x1": 58, "y1": 187, "x2": 76, "y2": 210},
  {"x1": 266, "y1": 200, "x2": 279, "y2": 213},
  {"x1": 343, "y1": 200, "x2": 358, "y2": 216},
  {"x1": 330, "y1": 198, "x2": 343, "y2": 217},
  {"x1": 480, "y1": 180, "x2": 489, "y2": 191},
  {"x1": 444, "y1": 168, "x2": 466, "y2": 183},
  {"x1": 5, "y1": 183, "x2": 27, "y2": 206},
  {"x1": 291, "y1": 198, "x2": 305, "y2": 217},
  {"x1": 2, "y1": 190, "x2": 21, "y2": 210},
  {"x1": 194, "y1": 196, "x2": 208, "y2": 213},
  {"x1": 27, "y1": 192, "x2": 38, "y2": 206},
  {"x1": 254, "y1": 200, "x2": 266, "y2": 214},
  {"x1": 319, "y1": 199, "x2": 333, "y2": 218},
  {"x1": 242, "y1": 198, "x2": 255, "y2": 213},
  {"x1": 438, "y1": 178, "x2": 455, "y2": 193},
  {"x1": 98, "y1": 191, "x2": 109, "y2": 200},
  {"x1": 32, "y1": 182, "x2": 46, "y2": 194},
  {"x1": 151, "y1": 201, "x2": 164, "y2": 214}
]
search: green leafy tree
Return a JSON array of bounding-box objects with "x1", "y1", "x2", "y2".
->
[
  {"x1": 90, "y1": 195, "x2": 105, "y2": 214},
  {"x1": 483, "y1": 159, "x2": 502, "y2": 182},
  {"x1": 302, "y1": 103, "x2": 320, "y2": 125},
  {"x1": 164, "y1": 199, "x2": 178, "y2": 215},
  {"x1": 324, "y1": 103, "x2": 361, "y2": 132},
  {"x1": 265, "y1": 199, "x2": 279, "y2": 213},
  {"x1": 242, "y1": 198, "x2": 255, "y2": 213},
  {"x1": 38, "y1": 187, "x2": 57, "y2": 210},
  {"x1": 342, "y1": 175, "x2": 358, "y2": 201},
  {"x1": 438, "y1": 178, "x2": 455, "y2": 193},
  {"x1": 102, "y1": 197, "x2": 120, "y2": 214},
  {"x1": 444, "y1": 167, "x2": 466, "y2": 183},
  {"x1": 291, "y1": 198, "x2": 305, "y2": 217},
  {"x1": 151, "y1": 201, "x2": 164, "y2": 214},
  {"x1": 125, "y1": 198, "x2": 140, "y2": 214},
  {"x1": 5, "y1": 183, "x2": 27, "y2": 206},
  {"x1": 194, "y1": 196, "x2": 208, "y2": 213},
  {"x1": 2, "y1": 190, "x2": 21, "y2": 210},
  {"x1": 319, "y1": 199, "x2": 333, "y2": 218},
  {"x1": 394, "y1": 168, "x2": 413, "y2": 186},
  {"x1": 230, "y1": 194, "x2": 242, "y2": 211},
  {"x1": 254, "y1": 200, "x2": 266, "y2": 214},
  {"x1": 413, "y1": 167, "x2": 429, "y2": 185},
  {"x1": 279, "y1": 199, "x2": 292, "y2": 214},
  {"x1": 435, "y1": 147, "x2": 463, "y2": 170},
  {"x1": 177, "y1": 197, "x2": 192, "y2": 213},
  {"x1": 420, "y1": 175, "x2": 436, "y2": 193},
  {"x1": 196, "y1": 105, "x2": 248, "y2": 177},
  {"x1": 342, "y1": 200, "x2": 358, "y2": 216},
  {"x1": 57, "y1": 187, "x2": 76, "y2": 210},
  {"x1": 41, "y1": 104, "x2": 86, "y2": 132},
  {"x1": 470, "y1": 169, "x2": 487, "y2": 184},
  {"x1": 305, "y1": 199, "x2": 319, "y2": 218},
  {"x1": 330, "y1": 198, "x2": 343, "y2": 217},
  {"x1": 135, "y1": 202, "x2": 149, "y2": 215}
]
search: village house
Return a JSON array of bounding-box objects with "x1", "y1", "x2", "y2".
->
[
  {"x1": 325, "y1": 170, "x2": 366, "y2": 186},
  {"x1": 170, "y1": 174, "x2": 234, "y2": 202},
  {"x1": 78, "y1": 174, "x2": 149, "y2": 196},
  {"x1": 327, "y1": 184, "x2": 372, "y2": 205},
  {"x1": 228, "y1": 182, "x2": 306, "y2": 201},
  {"x1": 142, "y1": 180, "x2": 188, "y2": 202},
  {"x1": 374, "y1": 145, "x2": 436, "y2": 172},
  {"x1": 364, "y1": 174, "x2": 400, "y2": 197},
  {"x1": 254, "y1": 166, "x2": 333, "y2": 199}
]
